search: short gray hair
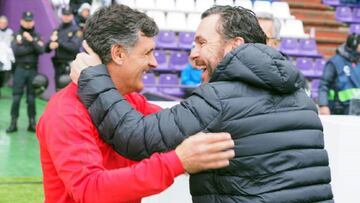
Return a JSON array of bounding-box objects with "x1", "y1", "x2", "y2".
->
[
  {"x1": 84, "y1": 5, "x2": 159, "y2": 64},
  {"x1": 256, "y1": 12, "x2": 281, "y2": 40}
]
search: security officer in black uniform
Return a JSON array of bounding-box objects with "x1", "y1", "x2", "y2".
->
[
  {"x1": 6, "y1": 11, "x2": 45, "y2": 133},
  {"x1": 46, "y1": 7, "x2": 82, "y2": 91}
]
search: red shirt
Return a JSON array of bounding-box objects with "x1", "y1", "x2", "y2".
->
[{"x1": 36, "y1": 83, "x2": 184, "y2": 203}]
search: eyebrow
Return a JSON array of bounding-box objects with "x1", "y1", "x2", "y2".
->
[
  {"x1": 195, "y1": 35, "x2": 205, "y2": 42},
  {"x1": 145, "y1": 48, "x2": 154, "y2": 54}
]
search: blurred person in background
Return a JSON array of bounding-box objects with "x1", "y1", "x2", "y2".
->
[
  {"x1": 75, "y1": 2, "x2": 91, "y2": 31},
  {"x1": 70, "y1": 0, "x2": 92, "y2": 15},
  {"x1": 319, "y1": 33, "x2": 360, "y2": 115},
  {"x1": 257, "y1": 12, "x2": 310, "y2": 95},
  {"x1": 0, "y1": 15, "x2": 14, "y2": 97},
  {"x1": 181, "y1": 63, "x2": 202, "y2": 86},
  {"x1": 181, "y1": 63, "x2": 202, "y2": 98},
  {"x1": 6, "y1": 11, "x2": 45, "y2": 133},
  {"x1": 46, "y1": 7, "x2": 82, "y2": 91},
  {"x1": 256, "y1": 12, "x2": 281, "y2": 49}
]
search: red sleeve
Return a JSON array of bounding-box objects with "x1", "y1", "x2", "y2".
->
[
  {"x1": 44, "y1": 109, "x2": 184, "y2": 203},
  {"x1": 124, "y1": 93, "x2": 162, "y2": 115}
]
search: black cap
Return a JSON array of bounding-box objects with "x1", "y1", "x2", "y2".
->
[
  {"x1": 22, "y1": 11, "x2": 34, "y2": 21},
  {"x1": 346, "y1": 33, "x2": 360, "y2": 51},
  {"x1": 62, "y1": 7, "x2": 72, "y2": 15}
]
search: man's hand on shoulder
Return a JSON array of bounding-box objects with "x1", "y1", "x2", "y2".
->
[
  {"x1": 70, "y1": 40, "x2": 102, "y2": 84},
  {"x1": 175, "y1": 132, "x2": 235, "y2": 174}
]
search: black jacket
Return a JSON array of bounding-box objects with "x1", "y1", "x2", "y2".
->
[
  {"x1": 12, "y1": 27, "x2": 44, "y2": 65},
  {"x1": 45, "y1": 23, "x2": 82, "y2": 62},
  {"x1": 78, "y1": 44, "x2": 333, "y2": 203}
]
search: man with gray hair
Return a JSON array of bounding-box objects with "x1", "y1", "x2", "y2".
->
[
  {"x1": 256, "y1": 12, "x2": 281, "y2": 48},
  {"x1": 36, "y1": 5, "x2": 235, "y2": 203}
]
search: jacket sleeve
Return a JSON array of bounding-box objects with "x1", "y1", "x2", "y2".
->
[
  {"x1": 31, "y1": 33, "x2": 45, "y2": 54},
  {"x1": 318, "y1": 61, "x2": 337, "y2": 106},
  {"x1": 41, "y1": 113, "x2": 184, "y2": 203},
  {"x1": 32, "y1": 40, "x2": 45, "y2": 54},
  {"x1": 78, "y1": 65, "x2": 222, "y2": 161},
  {"x1": 11, "y1": 40, "x2": 35, "y2": 57},
  {"x1": 44, "y1": 41, "x2": 52, "y2": 53}
]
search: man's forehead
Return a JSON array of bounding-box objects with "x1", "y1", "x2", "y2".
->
[
  {"x1": 195, "y1": 15, "x2": 221, "y2": 40},
  {"x1": 134, "y1": 32, "x2": 156, "y2": 49}
]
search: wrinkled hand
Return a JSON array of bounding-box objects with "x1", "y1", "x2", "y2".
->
[
  {"x1": 319, "y1": 106, "x2": 331, "y2": 115},
  {"x1": 175, "y1": 132, "x2": 235, "y2": 174},
  {"x1": 70, "y1": 41, "x2": 101, "y2": 84},
  {"x1": 49, "y1": 42, "x2": 59, "y2": 50},
  {"x1": 23, "y1": 32, "x2": 33, "y2": 42}
]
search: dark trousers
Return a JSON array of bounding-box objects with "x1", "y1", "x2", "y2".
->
[
  {"x1": 10, "y1": 65, "x2": 37, "y2": 118},
  {"x1": 0, "y1": 71, "x2": 5, "y2": 90},
  {"x1": 52, "y1": 60, "x2": 70, "y2": 90}
]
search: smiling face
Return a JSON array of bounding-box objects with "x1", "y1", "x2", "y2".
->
[
  {"x1": 190, "y1": 14, "x2": 235, "y2": 83},
  {"x1": 108, "y1": 32, "x2": 158, "y2": 95}
]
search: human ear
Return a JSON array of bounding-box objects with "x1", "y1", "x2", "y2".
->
[{"x1": 110, "y1": 44, "x2": 127, "y2": 65}]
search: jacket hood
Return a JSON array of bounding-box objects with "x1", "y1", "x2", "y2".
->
[
  {"x1": 336, "y1": 43, "x2": 359, "y2": 63},
  {"x1": 210, "y1": 43, "x2": 303, "y2": 94}
]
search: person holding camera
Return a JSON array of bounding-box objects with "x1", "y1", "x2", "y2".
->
[{"x1": 6, "y1": 11, "x2": 44, "y2": 133}]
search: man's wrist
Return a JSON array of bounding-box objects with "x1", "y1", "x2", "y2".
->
[{"x1": 163, "y1": 150, "x2": 185, "y2": 176}]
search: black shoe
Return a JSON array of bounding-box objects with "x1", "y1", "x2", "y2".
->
[
  {"x1": 27, "y1": 117, "x2": 36, "y2": 132},
  {"x1": 6, "y1": 118, "x2": 18, "y2": 133}
]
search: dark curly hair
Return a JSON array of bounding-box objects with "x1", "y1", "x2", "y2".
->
[
  {"x1": 84, "y1": 4, "x2": 159, "y2": 64},
  {"x1": 201, "y1": 5, "x2": 267, "y2": 44}
]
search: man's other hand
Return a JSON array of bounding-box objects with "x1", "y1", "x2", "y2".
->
[
  {"x1": 175, "y1": 132, "x2": 235, "y2": 174},
  {"x1": 70, "y1": 40, "x2": 101, "y2": 84},
  {"x1": 319, "y1": 106, "x2": 331, "y2": 115}
]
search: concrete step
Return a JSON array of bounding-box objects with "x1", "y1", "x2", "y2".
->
[
  {"x1": 285, "y1": 1, "x2": 334, "y2": 11},
  {"x1": 302, "y1": 18, "x2": 347, "y2": 28},
  {"x1": 305, "y1": 27, "x2": 349, "y2": 39},
  {"x1": 291, "y1": 8, "x2": 335, "y2": 21},
  {"x1": 318, "y1": 46, "x2": 338, "y2": 59}
]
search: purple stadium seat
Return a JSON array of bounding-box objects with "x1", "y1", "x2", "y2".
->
[
  {"x1": 156, "y1": 31, "x2": 178, "y2": 49},
  {"x1": 169, "y1": 51, "x2": 189, "y2": 71},
  {"x1": 142, "y1": 73, "x2": 157, "y2": 92},
  {"x1": 335, "y1": 6, "x2": 353, "y2": 23},
  {"x1": 178, "y1": 32, "x2": 195, "y2": 49},
  {"x1": 296, "y1": 57, "x2": 316, "y2": 77},
  {"x1": 311, "y1": 79, "x2": 320, "y2": 100},
  {"x1": 154, "y1": 50, "x2": 169, "y2": 71},
  {"x1": 298, "y1": 39, "x2": 320, "y2": 57},
  {"x1": 314, "y1": 58, "x2": 326, "y2": 78},
  {"x1": 279, "y1": 38, "x2": 299, "y2": 55},
  {"x1": 350, "y1": 24, "x2": 360, "y2": 34},
  {"x1": 158, "y1": 74, "x2": 184, "y2": 97},
  {"x1": 353, "y1": 8, "x2": 360, "y2": 23},
  {"x1": 322, "y1": 0, "x2": 340, "y2": 6}
]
